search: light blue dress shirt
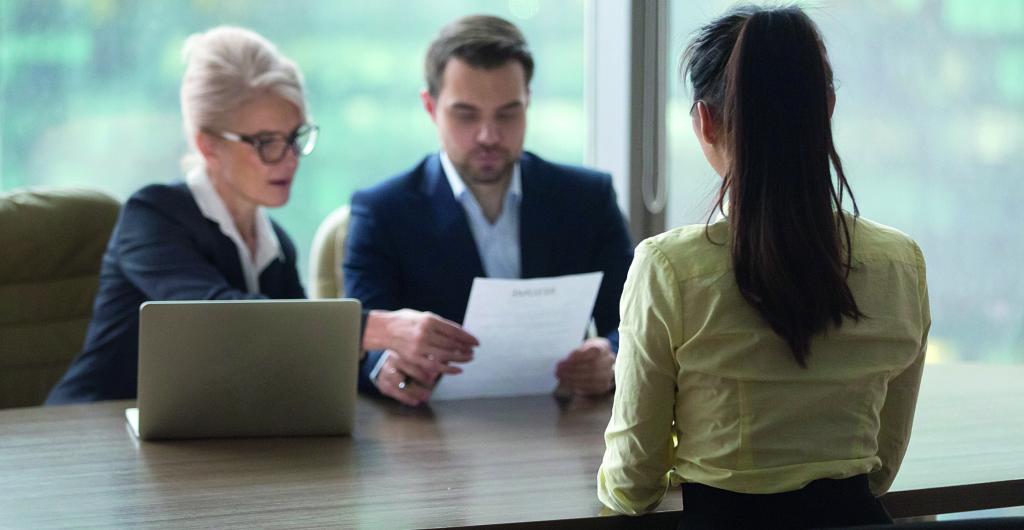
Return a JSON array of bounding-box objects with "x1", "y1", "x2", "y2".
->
[{"x1": 441, "y1": 152, "x2": 522, "y2": 279}]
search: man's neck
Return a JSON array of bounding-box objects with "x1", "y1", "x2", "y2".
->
[{"x1": 465, "y1": 174, "x2": 511, "y2": 224}]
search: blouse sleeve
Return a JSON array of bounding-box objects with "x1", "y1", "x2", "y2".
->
[
  {"x1": 869, "y1": 242, "x2": 930, "y2": 495},
  {"x1": 597, "y1": 238, "x2": 683, "y2": 515}
]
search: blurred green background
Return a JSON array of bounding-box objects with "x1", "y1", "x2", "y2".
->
[{"x1": 2, "y1": 0, "x2": 1021, "y2": 365}]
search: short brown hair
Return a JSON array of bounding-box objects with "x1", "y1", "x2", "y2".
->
[{"x1": 424, "y1": 15, "x2": 534, "y2": 97}]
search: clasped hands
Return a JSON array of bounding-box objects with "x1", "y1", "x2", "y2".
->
[{"x1": 364, "y1": 309, "x2": 614, "y2": 406}]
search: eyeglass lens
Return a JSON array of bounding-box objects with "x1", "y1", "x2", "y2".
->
[{"x1": 257, "y1": 125, "x2": 318, "y2": 164}]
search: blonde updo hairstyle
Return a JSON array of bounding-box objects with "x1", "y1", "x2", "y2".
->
[{"x1": 180, "y1": 26, "x2": 308, "y2": 170}]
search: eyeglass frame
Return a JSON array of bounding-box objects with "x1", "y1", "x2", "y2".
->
[{"x1": 204, "y1": 123, "x2": 319, "y2": 165}]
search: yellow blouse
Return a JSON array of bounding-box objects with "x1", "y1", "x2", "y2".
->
[{"x1": 598, "y1": 215, "x2": 930, "y2": 515}]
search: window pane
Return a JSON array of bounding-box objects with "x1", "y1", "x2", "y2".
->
[
  {"x1": 668, "y1": 0, "x2": 1024, "y2": 364},
  {"x1": 0, "y1": 0, "x2": 584, "y2": 279}
]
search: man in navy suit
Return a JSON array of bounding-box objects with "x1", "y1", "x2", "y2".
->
[{"x1": 344, "y1": 15, "x2": 633, "y2": 405}]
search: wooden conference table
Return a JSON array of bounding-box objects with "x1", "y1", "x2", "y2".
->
[{"x1": 1, "y1": 363, "x2": 1021, "y2": 529}]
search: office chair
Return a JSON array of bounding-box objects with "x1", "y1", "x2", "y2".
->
[
  {"x1": 0, "y1": 188, "x2": 119, "y2": 408},
  {"x1": 308, "y1": 204, "x2": 350, "y2": 299}
]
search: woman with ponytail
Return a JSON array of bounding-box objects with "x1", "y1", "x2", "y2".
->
[{"x1": 598, "y1": 6, "x2": 930, "y2": 528}]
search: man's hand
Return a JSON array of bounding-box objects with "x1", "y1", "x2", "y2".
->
[
  {"x1": 555, "y1": 337, "x2": 615, "y2": 396},
  {"x1": 363, "y1": 309, "x2": 478, "y2": 385},
  {"x1": 373, "y1": 350, "x2": 433, "y2": 406}
]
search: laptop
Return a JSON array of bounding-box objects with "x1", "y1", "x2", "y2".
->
[{"x1": 126, "y1": 299, "x2": 361, "y2": 440}]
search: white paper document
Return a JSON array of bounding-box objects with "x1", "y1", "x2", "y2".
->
[{"x1": 431, "y1": 272, "x2": 604, "y2": 400}]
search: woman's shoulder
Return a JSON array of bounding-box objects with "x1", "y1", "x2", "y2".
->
[
  {"x1": 128, "y1": 181, "x2": 192, "y2": 207},
  {"x1": 124, "y1": 181, "x2": 206, "y2": 218},
  {"x1": 640, "y1": 220, "x2": 732, "y2": 281},
  {"x1": 847, "y1": 214, "x2": 923, "y2": 266},
  {"x1": 117, "y1": 181, "x2": 206, "y2": 232},
  {"x1": 645, "y1": 223, "x2": 712, "y2": 250}
]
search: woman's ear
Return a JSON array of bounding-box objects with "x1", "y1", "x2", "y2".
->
[
  {"x1": 695, "y1": 101, "x2": 717, "y2": 146},
  {"x1": 692, "y1": 101, "x2": 728, "y2": 178},
  {"x1": 195, "y1": 131, "x2": 220, "y2": 172}
]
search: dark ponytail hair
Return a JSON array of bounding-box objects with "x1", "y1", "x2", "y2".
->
[{"x1": 682, "y1": 5, "x2": 863, "y2": 367}]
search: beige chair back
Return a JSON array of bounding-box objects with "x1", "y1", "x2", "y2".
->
[
  {"x1": 309, "y1": 205, "x2": 350, "y2": 299},
  {"x1": 0, "y1": 188, "x2": 120, "y2": 408}
]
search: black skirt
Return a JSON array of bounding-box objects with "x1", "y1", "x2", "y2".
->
[{"x1": 678, "y1": 474, "x2": 892, "y2": 529}]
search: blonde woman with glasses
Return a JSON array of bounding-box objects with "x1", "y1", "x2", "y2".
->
[{"x1": 48, "y1": 26, "x2": 475, "y2": 404}]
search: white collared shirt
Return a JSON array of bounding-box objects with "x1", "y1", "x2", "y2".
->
[
  {"x1": 440, "y1": 152, "x2": 522, "y2": 279},
  {"x1": 186, "y1": 168, "x2": 284, "y2": 293}
]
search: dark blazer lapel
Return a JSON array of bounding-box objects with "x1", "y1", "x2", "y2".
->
[
  {"x1": 212, "y1": 230, "x2": 248, "y2": 291},
  {"x1": 519, "y1": 153, "x2": 553, "y2": 279},
  {"x1": 420, "y1": 154, "x2": 486, "y2": 278},
  {"x1": 183, "y1": 189, "x2": 248, "y2": 292}
]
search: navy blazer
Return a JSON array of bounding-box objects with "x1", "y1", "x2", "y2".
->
[
  {"x1": 46, "y1": 182, "x2": 305, "y2": 404},
  {"x1": 345, "y1": 151, "x2": 634, "y2": 395}
]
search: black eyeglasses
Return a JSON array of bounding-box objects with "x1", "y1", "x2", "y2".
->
[{"x1": 207, "y1": 123, "x2": 319, "y2": 165}]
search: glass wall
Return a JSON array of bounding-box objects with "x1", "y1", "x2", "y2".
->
[
  {"x1": 667, "y1": 0, "x2": 1024, "y2": 364},
  {"x1": 0, "y1": 0, "x2": 585, "y2": 279}
]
